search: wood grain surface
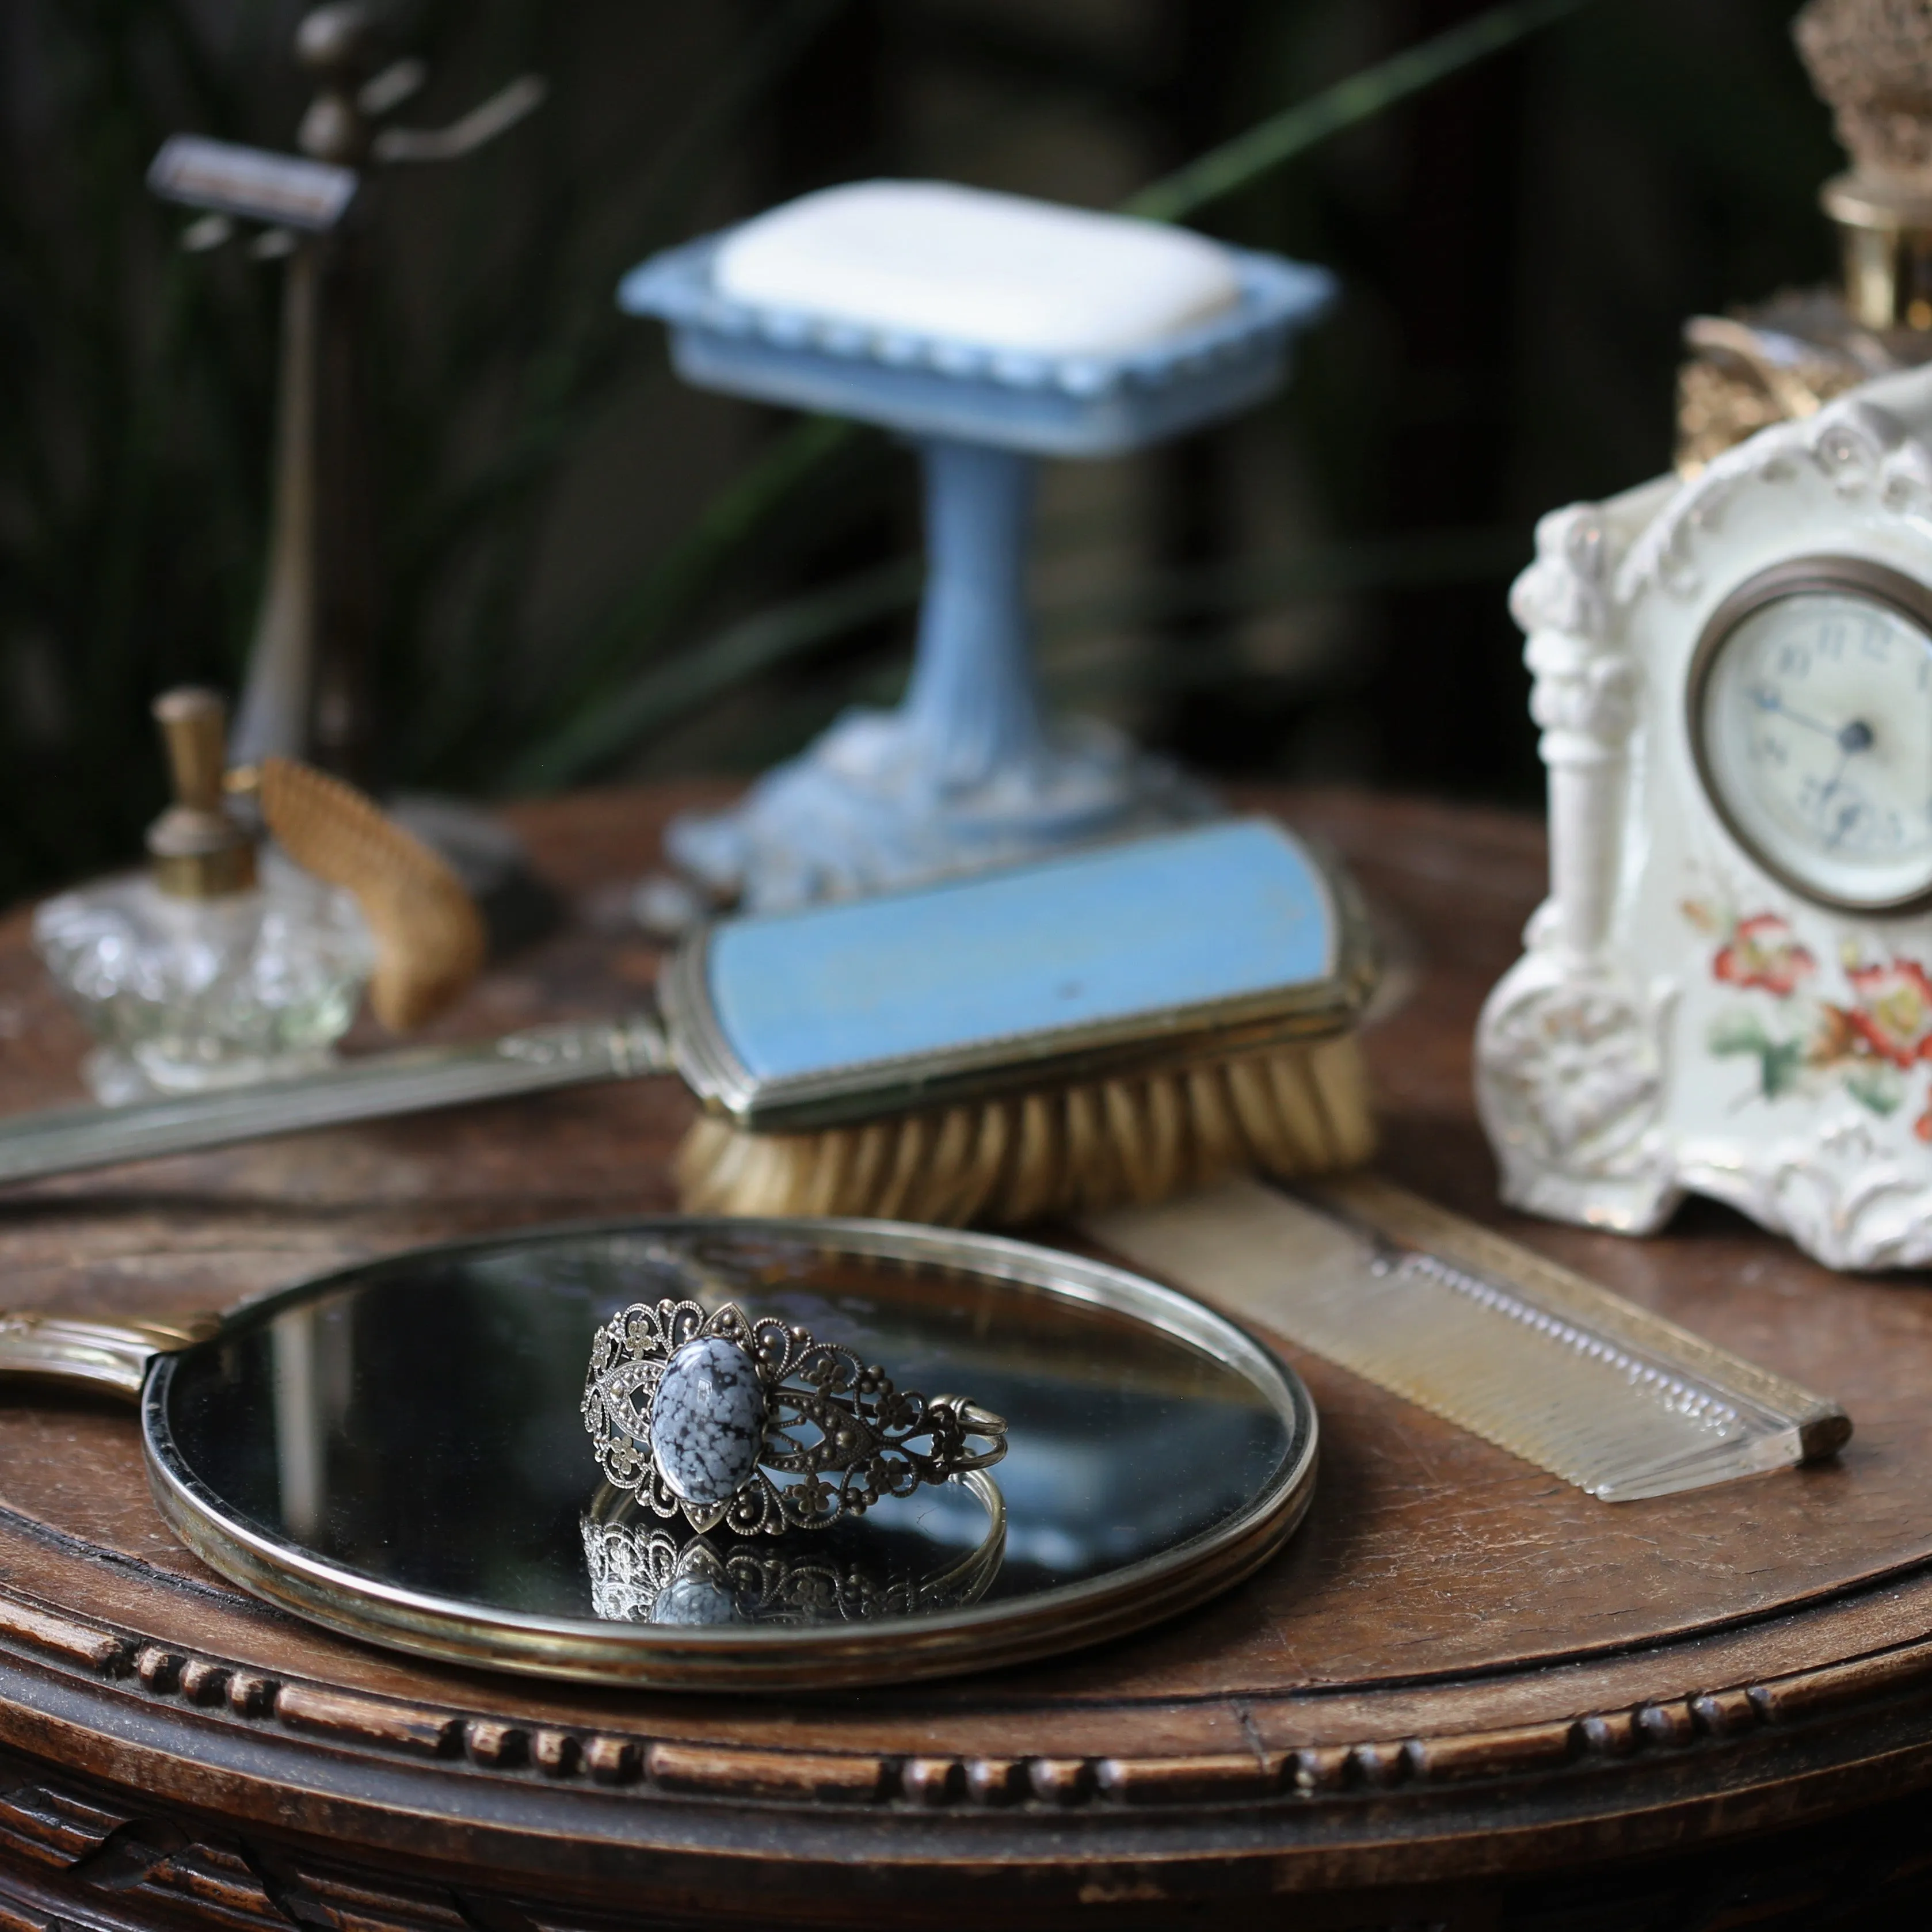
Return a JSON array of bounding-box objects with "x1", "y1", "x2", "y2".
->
[{"x1": 0, "y1": 783, "x2": 1928, "y2": 1931}]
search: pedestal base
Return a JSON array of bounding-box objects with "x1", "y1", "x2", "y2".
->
[{"x1": 667, "y1": 706, "x2": 1214, "y2": 910}]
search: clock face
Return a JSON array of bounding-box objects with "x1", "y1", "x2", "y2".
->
[{"x1": 1690, "y1": 560, "x2": 1932, "y2": 912}]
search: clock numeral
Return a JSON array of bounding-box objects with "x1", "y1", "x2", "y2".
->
[{"x1": 1777, "y1": 644, "x2": 1812, "y2": 678}]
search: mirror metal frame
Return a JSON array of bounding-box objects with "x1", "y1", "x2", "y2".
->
[{"x1": 140, "y1": 1215, "x2": 1318, "y2": 1691}]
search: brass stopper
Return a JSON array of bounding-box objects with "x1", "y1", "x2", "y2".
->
[
  {"x1": 1797, "y1": 0, "x2": 1932, "y2": 329},
  {"x1": 1820, "y1": 173, "x2": 1932, "y2": 331},
  {"x1": 147, "y1": 688, "x2": 258, "y2": 898}
]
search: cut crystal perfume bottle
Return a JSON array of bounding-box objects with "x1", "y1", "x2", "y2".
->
[{"x1": 33, "y1": 689, "x2": 374, "y2": 1104}]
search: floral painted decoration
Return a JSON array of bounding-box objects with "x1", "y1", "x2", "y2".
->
[
  {"x1": 1712, "y1": 913, "x2": 1816, "y2": 997},
  {"x1": 1685, "y1": 899, "x2": 1932, "y2": 1140},
  {"x1": 1840, "y1": 958, "x2": 1932, "y2": 1070}
]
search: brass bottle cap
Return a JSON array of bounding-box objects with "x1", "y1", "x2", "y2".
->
[{"x1": 147, "y1": 688, "x2": 258, "y2": 898}]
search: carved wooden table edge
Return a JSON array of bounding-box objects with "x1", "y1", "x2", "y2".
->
[{"x1": 1, "y1": 1552, "x2": 1931, "y2": 1909}]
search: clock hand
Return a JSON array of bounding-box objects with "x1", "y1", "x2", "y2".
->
[
  {"x1": 1750, "y1": 686, "x2": 1881, "y2": 754},
  {"x1": 1815, "y1": 746, "x2": 1852, "y2": 814},
  {"x1": 1750, "y1": 687, "x2": 1838, "y2": 737},
  {"x1": 1816, "y1": 741, "x2": 1879, "y2": 849}
]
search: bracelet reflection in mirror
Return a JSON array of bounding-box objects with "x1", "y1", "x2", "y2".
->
[{"x1": 581, "y1": 1470, "x2": 1007, "y2": 1628}]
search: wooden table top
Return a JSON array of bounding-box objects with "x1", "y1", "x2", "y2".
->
[{"x1": 1, "y1": 784, "x2": 1930, "y2": 1931}]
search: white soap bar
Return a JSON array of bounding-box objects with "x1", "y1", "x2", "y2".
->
[{"x1": 712, "y1": 180, "x2": 1243, "y2": 357}]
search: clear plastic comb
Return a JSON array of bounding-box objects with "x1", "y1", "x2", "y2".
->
[{"x1": 1085, "y1": 1173, "x2": 1849, "y2": 1500}]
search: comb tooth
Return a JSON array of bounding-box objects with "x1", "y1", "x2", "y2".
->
[{"x1": 1603, "y1": 1431, "x2": 1786, "y2": 1500}]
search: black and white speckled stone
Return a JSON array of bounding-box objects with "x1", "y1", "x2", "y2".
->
[
  {"x1": 648, "y1": 1336, "x2": 767, "y2": 1506},
  {"x1": 651, "y1": 1572, "x2": 740, "y2": 1625}
]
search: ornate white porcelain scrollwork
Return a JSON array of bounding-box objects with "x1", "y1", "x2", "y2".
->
[
  {"x1": 1478, "y1": 503, "x2": 1677, "y2": 1232},
  {"x1": 1478, "y1": 364, "x2": 1932, "y2": 1267}
]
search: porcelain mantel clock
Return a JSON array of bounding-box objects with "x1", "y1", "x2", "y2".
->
[{"x1": 1478, "y1": 365, "x2": 1932, "y2": 1270}]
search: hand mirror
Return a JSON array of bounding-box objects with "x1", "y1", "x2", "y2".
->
[{"x1": 0, "y1": 1218, "x2": 1316, "y2": 1690}]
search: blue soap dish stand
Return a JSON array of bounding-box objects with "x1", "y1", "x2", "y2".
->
[{"x1": 619, "y1": 231, "x2": 1335, "y2": 911}]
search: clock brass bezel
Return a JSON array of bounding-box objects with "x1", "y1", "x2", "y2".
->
[{"x1": 1686, "y1": 553, "x2": 1932, "y2": 917}]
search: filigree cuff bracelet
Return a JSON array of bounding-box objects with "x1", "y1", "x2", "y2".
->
[{"x1": 581, "y1": 1298, "x2": 1009, "y2": 1535}]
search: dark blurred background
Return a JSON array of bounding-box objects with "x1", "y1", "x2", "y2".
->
[{"x1": 0, "y1": 0, "x2": 1842, "y2": 906}]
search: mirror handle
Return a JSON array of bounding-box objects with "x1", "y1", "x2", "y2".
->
[
  {"x1": 0, "y1": 1313, "x2": 220, "y2": 1401},
  {"x1": 0, "y1": 1013, "x2": 671, "y2": 1190}
]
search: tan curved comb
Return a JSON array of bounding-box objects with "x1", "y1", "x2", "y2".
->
[{"x1": 258, "y1": 757, "x2": 487, "y2": 1031}]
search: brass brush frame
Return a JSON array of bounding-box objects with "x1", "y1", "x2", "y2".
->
[{"x1": 662, "y1": 849, "x2": 1378, "y2": 1133}]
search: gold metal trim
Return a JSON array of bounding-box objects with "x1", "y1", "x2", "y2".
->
[
  {"x1": 1685, "y1": 554, "x2": 1932, "y2": 917},
  {"x1": 0, "y1": 1313, "x2": 221, "y2": 1401}
]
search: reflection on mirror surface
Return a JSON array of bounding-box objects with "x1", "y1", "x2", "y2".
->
[
  {"x1": 163, "y1": 1225, "x2": 1291, "y2": 1630},
  {"x1": 581, "y1": 1471, "x2": 1005, "y2": 1626}
]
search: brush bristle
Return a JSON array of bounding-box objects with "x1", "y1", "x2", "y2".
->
[
  {"x1": 675, "y1": 1034, "x2": 1375, "y2": 1226},
  {"x1": 258, "y1": 757, "x2": 487, "y2": 1031}
]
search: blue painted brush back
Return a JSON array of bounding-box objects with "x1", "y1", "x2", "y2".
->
[{"x1": 706, "y1": 819, "x2": 1336, "y2": 1081}]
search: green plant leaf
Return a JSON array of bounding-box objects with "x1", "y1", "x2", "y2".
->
[{"x1": 1123, "y1": 0, "x2": 1605, "y2": 226}]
